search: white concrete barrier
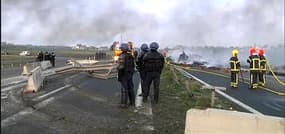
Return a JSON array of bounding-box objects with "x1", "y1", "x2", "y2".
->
[
  {"x1": 41, "y1": 61, "x2": 52, "y2": 70},
  {"x1": 185, "y1": 108, "x2": 285, "y2": 134},
  {"x1": 22, "y1": 64, "x2": 31, "y2": 76},
  {"x1": 24, "y1": 66, "x2": 43, "y2": 93}
]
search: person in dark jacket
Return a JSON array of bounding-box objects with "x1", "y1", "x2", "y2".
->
[
  {"x1": 258, "y1": 48, "x2": 267, "y2": 87},
  {"x1": 44, "y1": 51, "x2": 50, "y2": 61},
  {"x1": 37, "y1": 51, "x2": 44, "y2": 61},
  {"x1": 117, "y1": 43, "x2": 135, "y2": 108},
  {"x1": 50, "y1": 52, "x2": 56, "y2": 67},
  {"x1": 229, "y1": 49, "x2": 240, "y2": 88},
  {"x1": 136, "y1": 43, "x2": 149, "y2": 97},
  {"x1": 247, "y1": 47, "x2": 260, "y2": 89},
  {"x1": 142, "y1": 42, "x2": 165, "y2": 103}
]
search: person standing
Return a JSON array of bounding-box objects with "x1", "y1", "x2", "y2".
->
[
  {"x1": 258, "y1": 48, "x2": 267, "y2": 87},
  {"x1": 247, "y1": 47, "x2": 260, "y2": 89},
  {"x1": 44, "y1": 51, "x2": 49, "y2": 61},
  {"x1": 136, "y1": 43, "x2": 149, "y2": 97},
  {"x1": 143, "y1": 42, "x2": 165, "y2": 103},
  {"x1": 117, "y1": 43, "x2": 135, "y2": 108},
  {"x1": 51, "y1": 52, "x2": 56, "y2": 67},
  {"x1": 229, "y1": 49, "x2": 240, "y2": 88}
]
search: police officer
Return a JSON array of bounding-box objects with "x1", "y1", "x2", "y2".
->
[
  {"x1": 247, "y1": 47, "x2": 260, "y2": 89},
  {"x1": 44, "y1": 51, "x2": 49, "y2": 61},
  {"x1": 258, "y1": 48, "x2": 267, "y2": 86},
  {"x1": 37, "y1": 51, "x2": 44, "y2": 61},
  {"x1": 229, "y1": 49, "x2": 240, "y2": 88},
  {"x1": 143, "y1": 42, "x2": 165, "y2": 103},
  {"x1": 136, "y1": 43, "x2": 149, "y2": 97},
  {"x1": 117, "y1": 43, "x2": 135, "y2": 108},
  {"x1": 51, "y1": 52, "x2": 56, "y2": 67}
]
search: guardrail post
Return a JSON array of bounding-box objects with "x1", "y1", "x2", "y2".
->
[{"x1": 211, "y1": 90, "x2": 215, "y2": 107}]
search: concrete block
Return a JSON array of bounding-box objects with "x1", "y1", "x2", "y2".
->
[
  {"x1": 185, "y1": 108, "x2": 285, "y2": 134},
  {"x1": 41, "y1": 61, "x2": 52, "y2": 70},
  {"x1": 24, "y1": 66, "x2": 43, "y2": 93},
  {"x1": 21, "y1": 64, "x2": 31, "y2": 76}
]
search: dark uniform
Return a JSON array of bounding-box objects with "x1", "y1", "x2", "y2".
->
[
  {"x1": 247, "y1": 54, "x2": 260, "y2": 89},
  {"x1": 143, "y1": 42, "x2": 164, "y2": 103},
  {"x1": 229, "y1": 56, "x2": 240, "y2": 88},
  {"x1": 51, "y1": 52, "x2": 56, "y2": 67},
  {"x1": 136, "y1": 44, "x2": 148, "y2": 97},
  {"x1": 37, "y1": 51, "x2": 44, "y2": 61},
  {"x1": 117, "y1": 44, "x2": 135, "y2": 107},
  {"x1": 259, "y1": 55, "x2": 267, "y2": 86},
  {"x1": 44, "y1": 51, "x2": 50, "y2": 61}
]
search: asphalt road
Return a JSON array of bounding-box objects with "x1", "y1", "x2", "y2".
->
[
  {"x1": 1, "y1": 57, "x2": 68, "y2": 79},
  {"x1": 1, "y1": 70, "x2": 147, "y2": 134},
  {"x1": 185, "y1": 69, "x2": 285, "y2": 117}
]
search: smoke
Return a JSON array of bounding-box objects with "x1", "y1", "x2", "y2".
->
[{"x1": 1, "y1": 0, "x2": 284, "y2": 47}]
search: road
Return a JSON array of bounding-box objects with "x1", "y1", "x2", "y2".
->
[
  {"x1": 183, "y1": 68, "x2": 285, "y2": 117},
  {"x1": 1, "y1": 69, "x2": 156, "y2": 133},
  {"x1": 1, "y1": 57, "x2": 68, "y2": 79}
]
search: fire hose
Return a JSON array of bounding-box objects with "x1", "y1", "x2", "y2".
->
[{"x1": 266, "y1": 60, "x2": 285, "y2": 86}]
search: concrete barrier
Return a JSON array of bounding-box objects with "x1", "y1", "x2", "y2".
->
[
  {"x1": 22, "y1": 64, "x2": 31, "y2": 76},
  {"x1": 41, "y1": 61, "x2": 52, "y2": 70},
  {"x1": 24, "y1": 66, "x2": 43, "y2": 93},
  {"x1": 185, "y1": 108, "x2": 285, "y2": 134}
]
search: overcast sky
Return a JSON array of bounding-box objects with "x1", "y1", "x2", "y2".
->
[{"x1": 1, "y1": 0, "x2": 284, "y2": 47}]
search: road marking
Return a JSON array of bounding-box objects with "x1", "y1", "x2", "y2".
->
[
  {"x1": 135, "y1": 82, "x2": 143, "y2": 108},
  {"x1": 176, "y1": 67, "x2": 264, "y2": 115},
  {"x1": 1, "y1": 97, "x2": 55, "y2": 128},
  {"x1": 1, "y1": 83, "x2": 26, "y2": 92},
  {"x1": 32, "y1": 85, "x2": 71, "y2": 101},
  {"x1": 185, "y1": 68, "x2": 285, "y2": 96}
]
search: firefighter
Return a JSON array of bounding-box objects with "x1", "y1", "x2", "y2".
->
[
  {"x1": 143, "y1": 42, "x2": 165, "y2": 103},
  {"x1": 258, "y1": 48, "x2": 267, "y2": 86},
  {"x1": 136, "y1": 43, "x2": 149, "y2": 97},
  {"x1": 229, "y1": 49, "x2": 240, "y2": 88},
  {"x1": 247, "y1": 47, "x2": 260, "y2": 89},
  {"x1": 117, "y1": 43, "x2": 135, "y2": 108}
]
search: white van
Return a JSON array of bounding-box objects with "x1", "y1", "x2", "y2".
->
[{"x1": 19, "y1": 51, "x2": 31, "y2": 56}]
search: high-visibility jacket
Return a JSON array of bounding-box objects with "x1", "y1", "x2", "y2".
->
[
  {"x1": 259, "y1": 55, "x2": 267, "y2": 71},
  {"x1": 247, "y1": 55, "x2": 260, "y2": 71},
  {"x1": 229, "y1": 56, "x2": 240, "y2": 72}
]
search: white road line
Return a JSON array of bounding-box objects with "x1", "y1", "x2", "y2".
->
[
  {"x1": 176, "y1": 67, "x2": 263, "y2": 115},
  {"x1": 1, "y1": 97, "x2": 55, "y2": 128},
  {"x1": 1, "y1": 83, "x2": 26, "y2": 92},
  {"x1": 135, "y1": 82, "x2": 143, "y2": 108},
  {"x1": 32, "y1": 85, "x2": 71, "y2": 101}
]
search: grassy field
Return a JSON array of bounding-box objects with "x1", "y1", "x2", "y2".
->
[
  {"x1": 1, "y1": 44, "x2": 113, "y2": 69},
  {"x1": 151, "y1": 64, "x2": 241, "y2": 134}
]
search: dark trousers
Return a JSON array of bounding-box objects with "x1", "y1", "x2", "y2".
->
[
  {"x1": 143, "y1": 72, "x2": 161, "y2": 102},
  {"x1": 230, "y1": 71, "x2": 239, "y2": 87},
  {"x1": 250, "y1": 71, "x2": 258, "y2": 88},
  {"x1": 119, "y1": 71, "x2": 135, "y2": 105},
  {"x1": 139, "y1": 70, "x2": 147, "y2": 95},
  {"x1": 259, "y1": 71, "x2": 266, "y2": 85}
]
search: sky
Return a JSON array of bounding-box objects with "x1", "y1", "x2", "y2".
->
[{"x1": 1, "y1": 0, "x2": 284, "y2": 47}]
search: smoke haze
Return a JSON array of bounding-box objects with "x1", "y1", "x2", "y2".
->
[{"x1": 1, "y1": 0, "x2": 284, "y2": 47}]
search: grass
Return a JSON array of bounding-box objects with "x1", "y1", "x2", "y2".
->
[{"x1": 151, "y1": 64, "x2": 241, "y2": 134}]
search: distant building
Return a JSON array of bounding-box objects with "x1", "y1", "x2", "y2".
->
[{"x1": 72, "y1": 44, "x2": 87, "y2": 50}]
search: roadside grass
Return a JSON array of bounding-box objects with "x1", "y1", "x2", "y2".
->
[{"x1": 152, "y1": 64, "x2": 240, "y2": 134}]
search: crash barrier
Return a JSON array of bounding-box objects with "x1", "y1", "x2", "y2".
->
[
  {"x1": 70, "y1": 59, "x2": 98, "y2": 65},
  {"x1": 185, "y1": 108, "x2": 285, "y2": 134},
  {"x1": 78, "y1": 63, "x2": 118, "y2": 79},
  {"x1": 266, "y1": 61, "x2": 285, "y2": 86},
  {"x1": 22, "y1": 62, "x2": 41, "y2": 76},
  {"x1": 24, "y1": 66, "x2": 43, "y2": 93},
  {"x1": 41, "y1": 61, "x2": 52, "y2": 70}
]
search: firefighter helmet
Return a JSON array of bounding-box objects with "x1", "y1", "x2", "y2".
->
[
  {"x1": 232, "y1": 49, "x2": 239, "y2": 57},
  {"x1": 259, "y1": 48, "x2": 265, "y2": 56},
  {"x1": 250, "y1": 47, "x2": 257, "y2": 55}
]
